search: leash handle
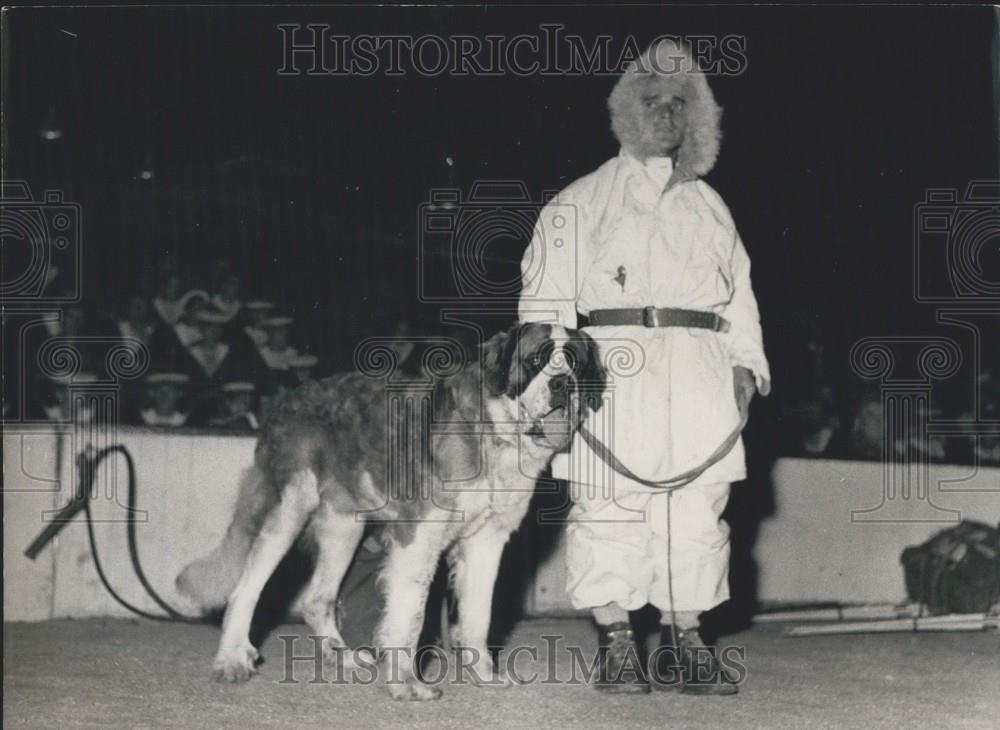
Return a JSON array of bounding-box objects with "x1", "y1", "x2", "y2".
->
[
  {"x1": 23, "y1": 444, "x2": 203, "y2": 623},
  {"x1": 24, "y1": 446, "x2": 99, "y2": 560},
  {"x1": 578, "y1": 409, "x2": 748, "y2": 491}
]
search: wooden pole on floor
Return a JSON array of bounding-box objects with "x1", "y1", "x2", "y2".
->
[
  {"x1": 784, "y1": 613, "x2": 999, "y2": 636},
  {"x1": 754, "y1": 603, "x2": 916, "y2": 624}
]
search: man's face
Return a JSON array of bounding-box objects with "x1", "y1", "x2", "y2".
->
[
  {"x1": 226, "y1": 392, "x2": 252, "y2": 416},
  {"x1": 153, "y1": 385, "x2": 179, "y2": 414},
  {"x1": 855, "y1": 401, "x2": 884, "y2": 446},
  {"x1": 638, "y1": 78, "x2": 688, "y2": 156}
]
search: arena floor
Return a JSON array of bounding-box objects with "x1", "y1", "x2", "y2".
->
[{"x1": 4, "y1": 617, "x2": 998, "y2": 728}]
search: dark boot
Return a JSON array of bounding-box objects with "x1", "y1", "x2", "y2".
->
[
  {"x1": 651, "y1": 625, "x2": 739, "y2": 695},
  {"x1": 593, "y1": 622, "x2": 650, "y2": 694}
]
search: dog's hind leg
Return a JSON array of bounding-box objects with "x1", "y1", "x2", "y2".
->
[
  {"x1": 300, "y1": 503, "x2": 365, "y2": 670},
  {"x1": 448, "y1": 526, "x2": 514, "y2": 687},
  {"x1": 374, "y1": 525, "x2": 449, "y2": 701},
  {"x1": 212, "y1": 469, "x2": 320, "y2": 682}
]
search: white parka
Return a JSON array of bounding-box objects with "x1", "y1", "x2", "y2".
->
[
  {"x1": 516, "y1": 39, "x2": 771, "y2": 612},
  {"x1": 518, "y1": 149, "x2": 770, "y2": 490}
]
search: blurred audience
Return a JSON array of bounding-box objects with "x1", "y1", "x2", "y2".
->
[
  {"x1": 16, "y1": 256, "x2": 313, "y2": 431},
  {"x1": 188, "y1": 311, "x2": 234, "y2": 381},
  {"x1": 286, "y1": 354, "x2": 318, "y2": 385},
  {"x1": 40, "y1": 372, "x2": 98, "y2": 424},
  {"x1": 242, "y1": 300, "x2": 273, "y2": 347},
  {"x1": 207, "y1": 382, "x2": 259, "y2": 431},
  {"x1": 152, "y1": 273, "x2": 185, "y2": 326},
  {"x1": 954, "y1": 373, "x2": 1000, "y2": 466},
  {"x1": 846, "y1": 390, "x2": 884, "y2": 460},
  {"x1": 258, "y1": 316, "x2": 298, "y2": 371},
  {"x1": 117, "y1": 295, "x2": 157, "y2": 353},
  {"x1": 139, "y1": 373, "x2": 190, "y2": 427},
  {"x1": 20, "y1": 259, "x2": 999, "y2": 460},
  {"x1": 785, "y1": 383, "x2": 841, "y2": 457},
  {"x1": 211, "y1": 269, "x2": 242, "y2": 323}
]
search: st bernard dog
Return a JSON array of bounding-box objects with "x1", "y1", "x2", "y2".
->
[{"x1": 176, "y1": 322, "x2": 605, "y2": 700}]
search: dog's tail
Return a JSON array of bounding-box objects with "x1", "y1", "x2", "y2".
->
[{"x1": 175, "y1": 465, "x2": 273, "y2": 612}]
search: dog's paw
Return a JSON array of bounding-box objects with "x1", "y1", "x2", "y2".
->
[
  {"x1": 470, "y1": 658, "x2": 516, "y2": 689},
  {"x1": 212, "y1": 643, "x2": 259, "y2": 683},
  {"x1": 386, "y1": 676, "x2": 443, "y2": 702},
  {"x1": 321, "y1": 641, "x2": 358, "y2": 672}
]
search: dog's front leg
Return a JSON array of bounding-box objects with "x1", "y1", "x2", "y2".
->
[
  {"x1": 448, "y1": 527, "x2": 514, "y2": 688},
  {"x1": 374, "y1": 526, "x2": 448, "y2": 701}
]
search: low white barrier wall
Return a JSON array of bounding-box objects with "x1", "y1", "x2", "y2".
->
[
  {"x1": 5, "y1": 428, "x2": 999, "y2": 621},
  {"x1": 5, "y1": 426, "x2": 254, "y2": 622}
]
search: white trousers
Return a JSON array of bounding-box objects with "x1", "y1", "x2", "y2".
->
[{"x1": 565, "y1": 481, "x2": 732, "y2": 613}]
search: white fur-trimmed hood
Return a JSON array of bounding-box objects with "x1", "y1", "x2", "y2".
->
[{"x1": 608, "y1": 39, "x2": 722, "y2": 176}]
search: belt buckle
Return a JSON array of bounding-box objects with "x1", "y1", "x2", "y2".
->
[
  {"x1": 711, "y1": 314, "x2": 731, "y2": 333},
  {"x1": 642, "y1": 306, "x2": 659, "y2": 327}
]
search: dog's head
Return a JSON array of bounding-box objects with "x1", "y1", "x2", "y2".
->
[{"x1": 480, "y1": 323, "x2": 606, "y2": 450}]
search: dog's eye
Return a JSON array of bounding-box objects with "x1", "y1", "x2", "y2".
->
[{"x1": 530, "y1": 343, "x2": 555, "y2": 371}]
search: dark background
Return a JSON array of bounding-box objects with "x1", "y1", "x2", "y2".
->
[{"x1": 3, "y1": 5, "x2": 998, "y2": 408}]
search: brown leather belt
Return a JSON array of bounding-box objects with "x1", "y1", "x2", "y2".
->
[{"x1": 588, "y1": 306, "x2": 731, "y2": 332}]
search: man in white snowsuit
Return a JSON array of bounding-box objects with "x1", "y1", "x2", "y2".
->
[{"x1": 518, "y1": 39, "x2": 770, "y2": 694}]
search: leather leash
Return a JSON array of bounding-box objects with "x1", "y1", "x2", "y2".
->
[{"x1": 578, "y1": 408, "x2": 748, "y2": 492}]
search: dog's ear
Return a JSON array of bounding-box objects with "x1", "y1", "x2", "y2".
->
[
  {"x1": 480, "y1": 327, "x2": 516, "y2": 397},
  {"x1": 574, "y1": 330, "x2": 607, "y2": 412}
]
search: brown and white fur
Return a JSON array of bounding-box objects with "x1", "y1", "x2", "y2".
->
[{"x1": 176, "y1": 322, "x2": 605, "y2": 700}]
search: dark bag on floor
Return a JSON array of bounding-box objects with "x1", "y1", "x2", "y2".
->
[{"x1": 900, "y1": 520, "x2": 1000, "y2": 615}]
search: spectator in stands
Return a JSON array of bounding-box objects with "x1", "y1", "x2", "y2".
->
[
  {"x1": 44, "y1": 300, "x2": 87, "y2": 339},
  {"x1": 152, "y1": 273, "x2": 185, "y2": 326},
  {"x1": 139, "y1": 373, "x2": 190, "y2": 427},
  {"x1": 894, "y1": 401, "x2": 946, "y2": 462},
  {"x1": 41, "y1": 372, "x2": 97, "y2": 424},
  {"x1": 173, "y1": 290, "x2": 210, "y2": 349},
  {"x1": 185, "y1": 309, "x2": 260, "y2": 425},
  {"x1": 258, "y1": 316, "x2": 298, "y2": 371},
  {"x1": 788, "y1": 383, "x2": 841, "y2": 457},
  {"x1": 117, "y1": 295, "x2": 157, "y2": 353},
  {"x1": 979, "y1": 375, "x2": 1000, "y2": 464},
  {"x1": 149, "y1": 289, "x2": 209, "y2": 373},
  {"x1": 257, "y1": 380, "x2": 290, "y2": 425},
  {"x1": 211, "y1": 270, "x2": 242, "y2": 323},
  {"x1": 954, "y1": 372, "x2": 1000, "y2": 465},
  {"x1": 188, "y1": 311, "x2": 233, "y2": 381},
  {"x1": 848, "y1": 390, "x2": 884, "y2": 460},
  {"x1": 208, "y1": 382, "x2": 259, "y2": 431},
  {"x1": 242, "y1": 301, "x2": 273, "y2": 348},
  {"x1": 22, "y1": 298, "x2": 93, "y2": 418},
  {"x1": 848, "y1": 389, "x2": 945, "y2": 462},
  {"x1": 977, "y1": 435, "x2": 1000, "y2": 465},
  {"x1": 287, "y1": 353, "x2": 318, "y2": 385}
]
